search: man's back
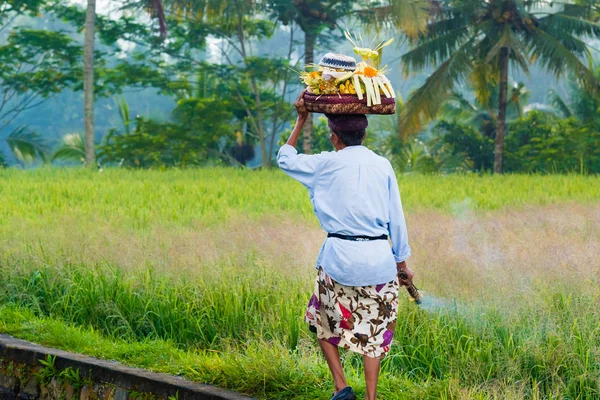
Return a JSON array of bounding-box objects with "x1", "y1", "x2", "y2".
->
[
  {"x1": 277, "y1": 143, "x2": 411, "y2": 286},
  {"x1": 313, "y1": 145, "x2": 393, "y2": 237}
]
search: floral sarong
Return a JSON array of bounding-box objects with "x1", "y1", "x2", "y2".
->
[{"x1": 305, "y1": 266, "x2": 400, "y2": 359}]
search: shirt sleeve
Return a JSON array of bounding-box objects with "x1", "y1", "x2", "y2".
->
[
  {"x1": 388, "y1": 167, "x2": 411, "y2": 263},
  {"x1": 277, "y1": 144, "x2": 329, "y2": 190}
]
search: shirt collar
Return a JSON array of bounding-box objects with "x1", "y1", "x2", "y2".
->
[{"x1": 339, "y1": 145, "x2": 367, "y2": 152}]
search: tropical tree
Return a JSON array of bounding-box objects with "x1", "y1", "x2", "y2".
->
[
  {"x1": 157, "y1": 0, "x2": 297, "y2": 168},
  {"x1": 83, "y1": 0, "x2": 96, "y2": 168},
  {"x1": 267, "y1": 0, "x2": 356, "y2": 154},
  {"x1": 548, "y1": 67, "x2": 600, "y2": 122},
  {"x1": 82, "y1": 0, "x2": 168, "y2": 168},
  {"x1": 503, "y1": 110, "x2": 600, "y2": 174},
  {"x1": 400, "y1": 0, "x2": 600, "y2": 173},
  {"x1": 439, "y1": 80, "x2": 532, "y2": 139},
  {"x1": 51, "y1": 133, "x2": 86, "y2": 165},
  {"x1": 1, "y1": 2, "x2": 80, "y2": 166}
]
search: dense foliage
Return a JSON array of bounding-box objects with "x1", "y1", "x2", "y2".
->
[
  {"x1": 2, "y1": 0, "x2": 600, "y2": 173},
  {"x1": 399, "y1": 0, "x2": 600, "y2": 173}
]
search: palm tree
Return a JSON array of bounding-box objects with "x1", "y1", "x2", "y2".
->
[
  {"x1": 267, "y1": 0, "x2": 356, "y2": 154},
  {"x1": 83, "y1": 0, "x2": 167, "y2": 168},
  {"x1": 548, "y1": 67, "x2": 600, "y2": 122},
  {"x1": 400, "y1": 0, "x2": 600, "y2": 173},
  {"x1": 440, "y1": 80, "x2": 531, "y2": 135},
  {"x1": 83, "y1": 0, "x2": 96, "y2": 168}
]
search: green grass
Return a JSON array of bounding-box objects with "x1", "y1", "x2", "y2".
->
[
  {"x1": 1, "y1": 263, "x2": 598, "y2": 399},
  {"x1": 0, "y1": 304, "x2": 474, "y2": 399},
  {"x1": 1, "y1": 168, "x2": 599, "y2": 399},
  {"x1": 1, "y1": 168, "x2": 599, "y2": 229}
]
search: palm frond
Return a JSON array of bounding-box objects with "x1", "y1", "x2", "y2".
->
[
  {"x1": 51, "y1": 133, "x2": 85, "y2": 163},
  {"x1": 5, "y1": 126, "x2": 49, "y2": 164},
  {"x1": 389, "y1": 0, "x2": 432, "y2": 39},
  {"x1": 485, "y1": 24, "x2": 529, "y2": 73},
  {"x1": 507, "y1": 82, "x2": 530, "y2": 118},
  {"x1": 425, "y1": 15, "x2": 473, "y2": 39},
  {"x1": 113, "y1": 96, "x2": 131, "y2": 134},
  {"x1": 469, "y1": 61, "x2": 498, "y2": 109},
  {"x1": 363, "y1": 0, "x2": 432, "y2": 39},
  {"x1": 401, "y1": 24, "x2": 471, "y2": 74},
  {"x1": 400, "y1": 39, "x2": 477, "y2": 136},
  {"x1": 439, "y1": 91, "x2": 479, "y2": 122},
  {"x1": 547, "y1": 88, "x2": 573, "y2": 117},
  {"x1": 528, "y1": 26, "x2": 600, "y2": 95},
  {"x1": 534, "y1": 18, "x2": 598, "y2": 60},
  {"x1": 537, "y1": 1, "x2": 598, "y2": 19},
  {"x1": 538, "y1": 13, "x2": 600, "y2": 38}
]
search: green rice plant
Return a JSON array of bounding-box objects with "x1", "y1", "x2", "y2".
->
[
  {"x1": 1, "y1": 261, "x2": 599, "y2": 399},
  {"x1": 0, "y1": 260, "x2": 308, "y2": 351},
  {"x1": 1, "y1": 169, "x2": 600, "y2": 399},
  {"x1": 1, "y1": 169, "x2": 599, "y2": 232}
]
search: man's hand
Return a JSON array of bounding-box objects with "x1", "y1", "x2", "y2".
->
[
  {"x1": 286, "y1": 90, "x2": 309, "y2": 148},
  {"x1": 294, "y1": 90, "x2": 309, "y2": 121},
  {"x1": 396, "y1": 261, "x2": 415, "y2": 287}
]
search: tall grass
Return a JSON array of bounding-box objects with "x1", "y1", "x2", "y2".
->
[
  {"x1": 1, "y1": 169, "x2": 599, "y2": 399},
  {"x1": 0, "y1": 260, "x2": 307, "y2": 350},
  {"x1": 1, "y1": 261, "x2": 598, "y2": 399}
]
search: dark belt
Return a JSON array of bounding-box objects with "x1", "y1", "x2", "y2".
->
[{"x1": 327, "y1": 233, "x2": 388, "y2": 241}]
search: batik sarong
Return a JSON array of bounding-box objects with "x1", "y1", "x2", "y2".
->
[{"x1": 305, "y1": 266, "x2": 400, "y2": 359}]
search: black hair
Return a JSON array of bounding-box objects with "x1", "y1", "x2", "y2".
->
[
  {"x1": 325, "y1": 113, "x2": 368, "y2": 146},
  {"x1": 332, "y1": 129, "x2": 366, "y2": 146}
]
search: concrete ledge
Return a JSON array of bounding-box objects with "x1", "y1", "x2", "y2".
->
[{"x1": 0, "y1": 334, "x2": 253, "y2": 400}]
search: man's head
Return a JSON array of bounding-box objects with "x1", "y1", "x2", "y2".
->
[{"x1": 325, "y1": 113, "x2": 368, "y2": 150}]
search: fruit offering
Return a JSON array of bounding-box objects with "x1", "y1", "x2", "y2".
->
[{"x1": 299, "y1": 31, "x2": 396, "y2": 107}]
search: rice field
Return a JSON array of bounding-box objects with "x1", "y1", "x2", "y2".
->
[{"x1": 0, "y1": 168, "x2": 599, "y2": 399}]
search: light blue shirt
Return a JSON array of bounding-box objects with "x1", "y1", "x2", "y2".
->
[{"x1": 277, "y1": 144, "x2": 411, "y2": 286}]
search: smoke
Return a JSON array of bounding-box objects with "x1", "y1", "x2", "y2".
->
[{"x1": 416, "y1": 293, "x2": 456, "y2": 313}]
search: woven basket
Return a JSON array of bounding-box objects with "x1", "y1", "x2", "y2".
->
[{"x1": 303, "y1": 93, "x2": 396, "y2": 115}]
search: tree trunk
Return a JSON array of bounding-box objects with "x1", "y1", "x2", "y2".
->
[
  {"x1": 303, "y1": 31, "x2": 316, "y2": 155},
  {"x1": 84, "y1": 0, "x2": 96, "y2": 168},
  {"x1": 237, "y1": 19, "x2": 268, "y2": 168},
  {"x1": 494, "y1": 47, "x2": 509, "y2": 174},
  {"x1": 269, "y1": 26, "x2": 295, "y2": 163}
]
